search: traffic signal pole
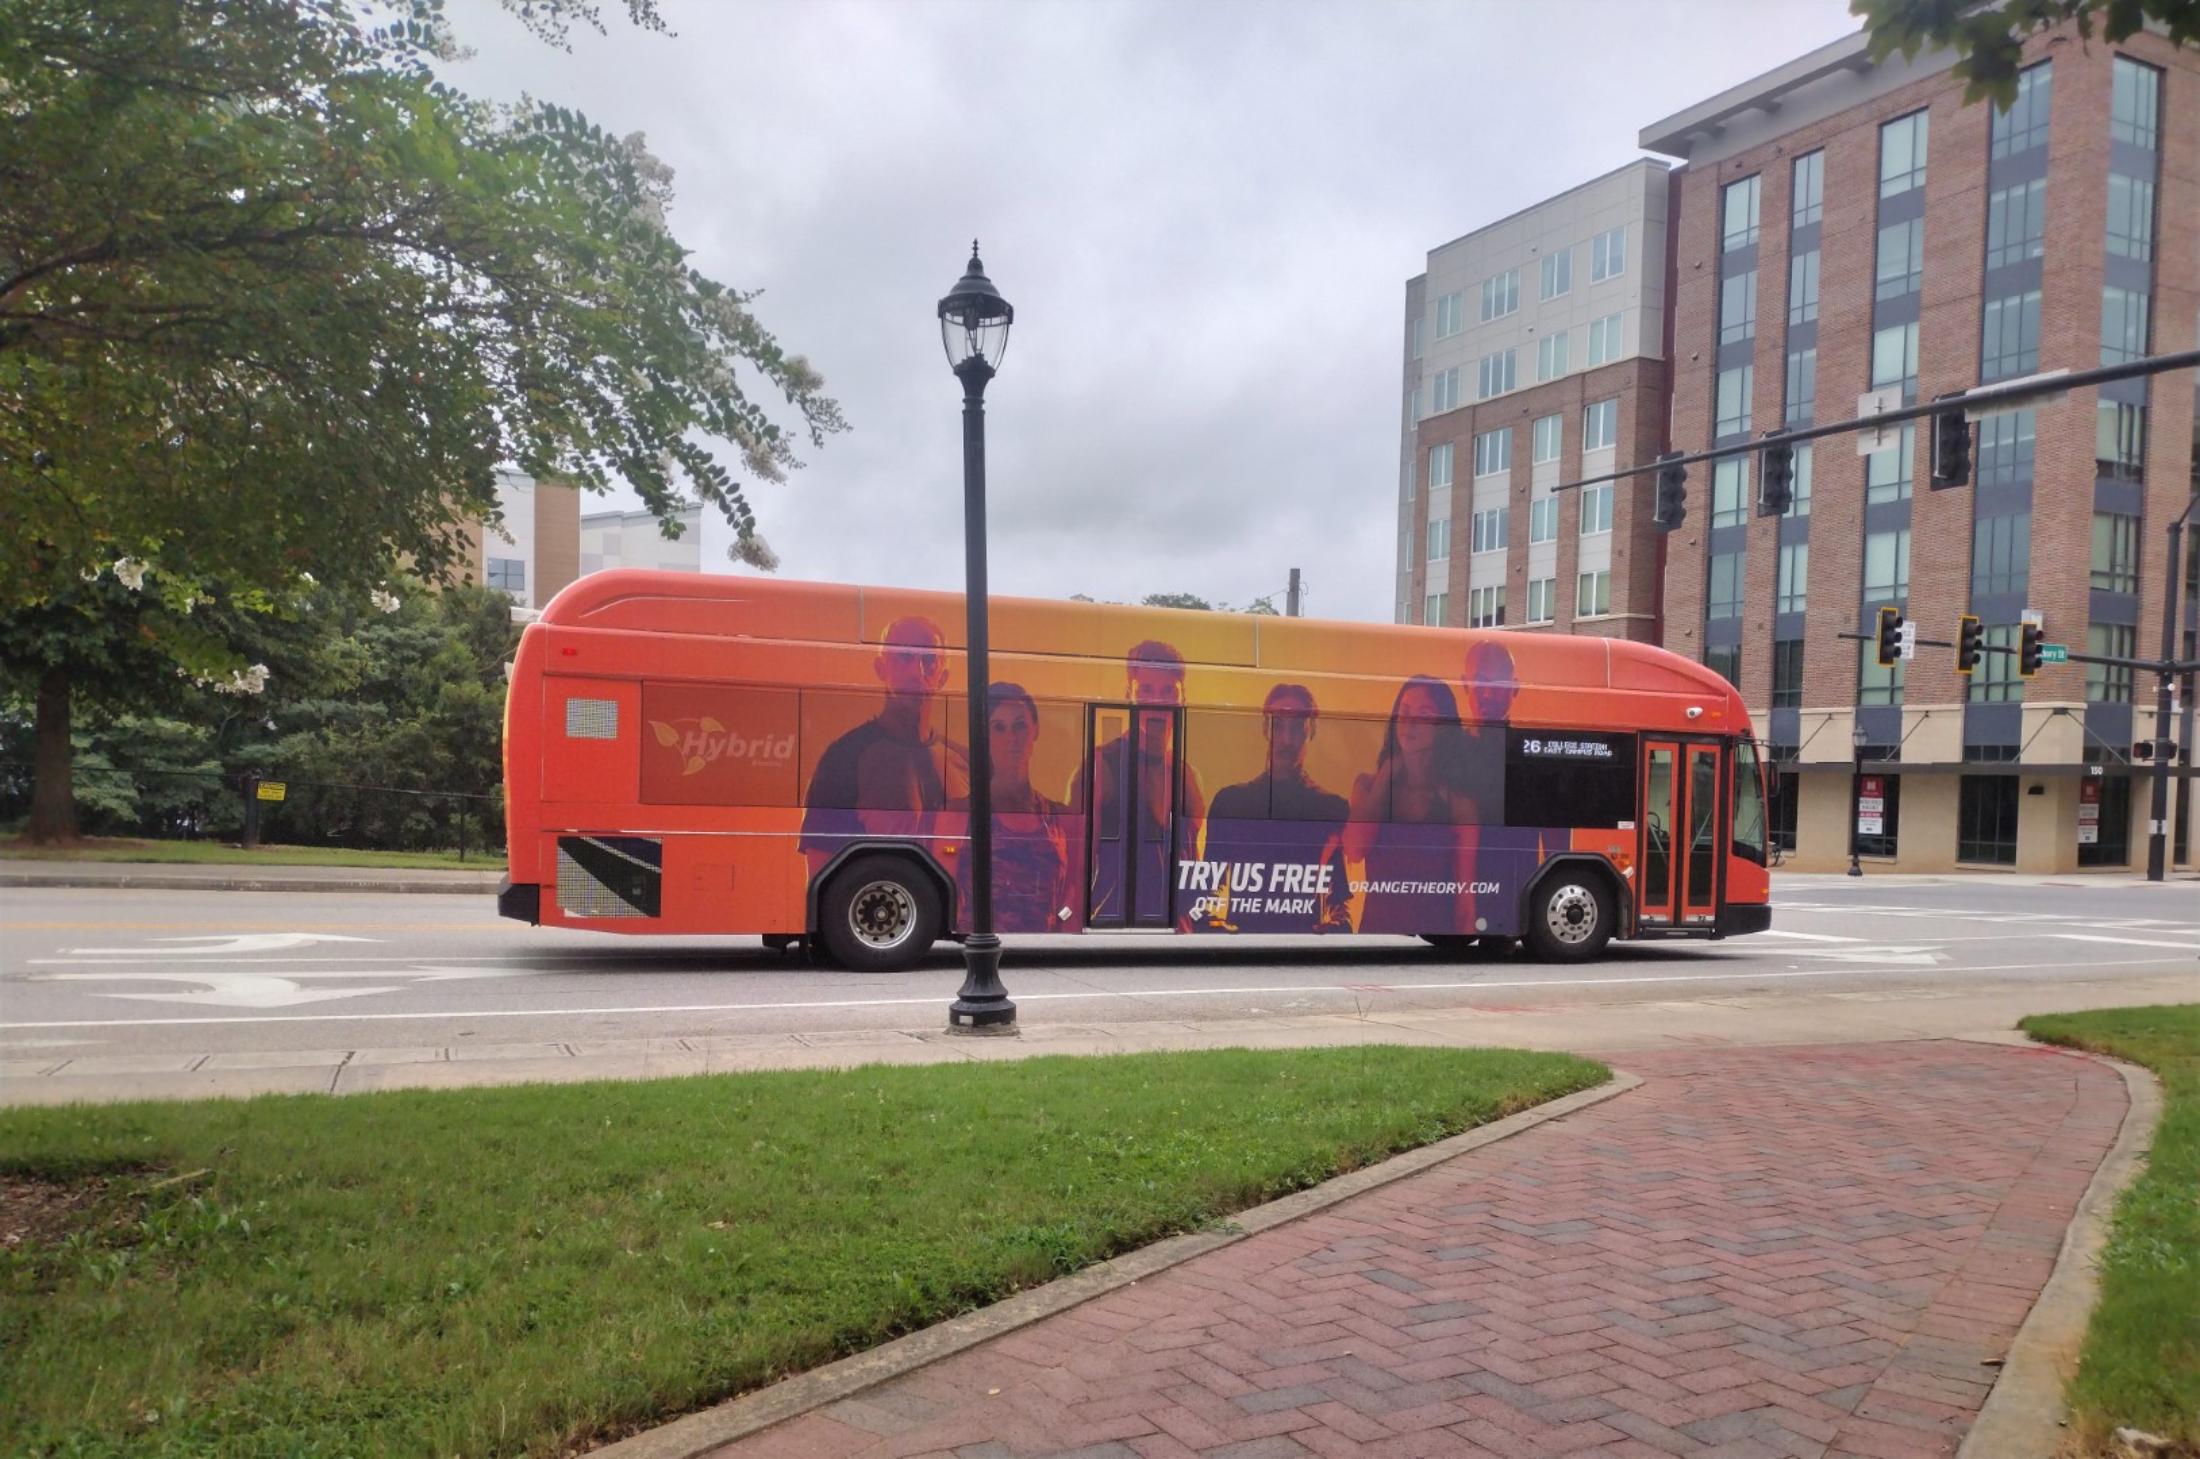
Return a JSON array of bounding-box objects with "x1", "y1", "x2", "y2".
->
[{"x1": 2148, "y1": 507, "x2": 2198, "y2": 881}]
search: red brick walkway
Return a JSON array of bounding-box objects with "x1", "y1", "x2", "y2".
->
[{"x1": 708, "y1": 1041, "x2": 2125, "y2": 1458}]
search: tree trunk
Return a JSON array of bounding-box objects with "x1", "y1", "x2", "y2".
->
[{"x1": 28, "y1": 663, "x2": 78, "y2": 844}]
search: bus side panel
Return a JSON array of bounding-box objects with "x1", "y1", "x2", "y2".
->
[
  {"x1": 1180, "y1": 822, "x2": 1556, "y2": 939},
  {"x1": 536, "y1": 818, "x2": 806, "y2": 935}
]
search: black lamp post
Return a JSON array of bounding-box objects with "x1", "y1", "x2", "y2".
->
[
  {"x1": 2145, "y1": 497, "x2": 2200, "y2": 882},
  {"x1": 1847, "y1": 722, "x2": 1868, "y2": 877},
  {"x1": 940, "y1": 243, "x2": 1017, "y2": 1033}
]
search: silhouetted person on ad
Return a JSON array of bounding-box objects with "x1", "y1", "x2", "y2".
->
[
  {"x1": 951, "y1": 682, "x2": 1078, "y2": 933},
  {"x1": 799, "y1": 615, "x2": 963, "y2": 882},
  {"x1": 1071, "y1": 639, "x2": 1205, "y2": 925},
  {"x1": 1205, "y1": 683, "x2": 1350, "y2": 931}
]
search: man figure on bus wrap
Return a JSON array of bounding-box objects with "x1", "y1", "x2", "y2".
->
[
  {"x1": 1069, "y1": 640, "x2": 1206, "y2": 927},
  {"x1": 798, "y1": 615, "x2": 964, "y2": 883},
  {"x1": 1204, "y1": 683, "x2": 1351, "y2": 932}
]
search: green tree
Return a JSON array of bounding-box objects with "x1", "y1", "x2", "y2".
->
[
  {"x1": 1852, "y1": 0, "x2": 2199, "y2": 104},
  {"x1": 1, "y1": 0, "x2": 844, "y2": 839},
  {"x1": 1140, "y1": 592, "x2": 1215, "y2": 612}
]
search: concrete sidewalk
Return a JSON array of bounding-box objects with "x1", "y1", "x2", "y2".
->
[{"x1": 619, "y1": 1040, "x2": 2150, "y2": 1459}]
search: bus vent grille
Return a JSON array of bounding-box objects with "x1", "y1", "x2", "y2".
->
[
  {"x1": 556, "y1": 835, "x2": 662, "y2": 918},
  {"x1": 566, "y1": 698, "x2": 620, "y2": 739}
]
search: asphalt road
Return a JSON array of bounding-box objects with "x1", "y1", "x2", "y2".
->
[{"x1": 3, "y1": 875, "x2": 2191, "y2": 1067}]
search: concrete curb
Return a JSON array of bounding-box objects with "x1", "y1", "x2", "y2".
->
[
  {"x1": 1955, "y1": 1034, "x2": 2165, "y2": 1459},
  {"x1": 0, "y1": 871, "x2": 498, "y2": 895},
  {"x1": 591, "y1": 1071, "x2": 1643, "y2": 1459}
]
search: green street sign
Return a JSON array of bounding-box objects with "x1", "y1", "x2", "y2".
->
[{"x1": 2039, "y1": 644, "x2": 2068, "y2": 664}]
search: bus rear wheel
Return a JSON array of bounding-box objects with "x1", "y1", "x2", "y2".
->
[
  {"x1": 819, "y1": 855, "x2": 941, "y2": 973},
  {"x1": 1525, "y1": 871, "x2": 1613, "y2": 963}
]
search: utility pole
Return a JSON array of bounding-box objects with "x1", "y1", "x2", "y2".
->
[
  {"x1": 2147, "y1": 503, "x2": 2200, "y2": 881},
  {"x1": 1286, "y1": 568, "x2": 1301, "y2": 618}
]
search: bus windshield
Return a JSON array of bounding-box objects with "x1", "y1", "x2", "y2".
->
[{"x1": 1732, "y1": 739, "x2": 1768, "y2": 866}]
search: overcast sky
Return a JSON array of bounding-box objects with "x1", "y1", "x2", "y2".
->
[{"x1": 448, "y1": 0, "x2": 1859, "y2": 622}]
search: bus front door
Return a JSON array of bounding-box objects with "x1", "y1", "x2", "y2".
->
[
  {"x1": 1084, "y1": 705, "x2": 1183, "y2": 929},
  {"x1": 1639, "y1": 740, "x2": 1725, "y2": 930}
]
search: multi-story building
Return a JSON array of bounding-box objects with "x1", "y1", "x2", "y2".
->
[
  {"x1": 1645, "y1": 25, "x2": 2197, "y2": 874},
  {"x1": 463, "y1": 469, "x2": 580, "y2": 610},
  {"x1": 1398, "y1": 25, "x2": 2198, "y2": 874},
  {"x1": 579, "y1": 503, "x2": 704, "y2": 576},
  {"x1": 1397, "y1": 161, "x2": 1672, "y2": 643}
]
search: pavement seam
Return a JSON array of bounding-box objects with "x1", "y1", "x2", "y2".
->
[
  {"x1": 588, "y1": 1071, "x2": 1643, "y2": 1459},
  {"x1": 1952, "y1": 1038, "x2": 2164, "y2": 1459}
]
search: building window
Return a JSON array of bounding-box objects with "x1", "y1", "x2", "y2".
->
[
  {"x1": 1958, "y1": 776, "x2": 2021, "y2": 865},
  {"x1": 2096, "y1": 400, "x2": 2147, "y2": 480},
  {"x1": 1866, "y1": 423, "x2": 1914, "y2": 503},
  {"x1": 1411, "y1": 316, "x2": 1426, "y2": 359},
  {"x1": 2092, "y1": 512, "x2": 2139, "y2": 593},
  {"x1": 1879, "y1": 109, "x2": 1929, "y2": 197},
  {"x1": 1476, "y1": 349, "x2": 1516, "y2": 399},
  {"x1": 1424, "y1": 592, "x2": 1449, "y2": 627},
  {"x1": 2102, "y1": 285, "x2": 2150, "y2": 365},
  {"x1": 1471, "y1": 507, "x2": 1509, "y2": 554},
  {"x1": 1580, "y1": 483, "x2": 1613, "y2": 536},
  {"x1": 1786, "y1": 442, "x2": 1813, "y2": 518},
  {"x1": 1984, "y1": 179, "x2": 2047, "y2": 269},
  {"x1": 1721, "y1": 177, "x2": 1760, "y2": 251},
  {"x1": 1427, "y1": 516, "x2": 1450, "y2": 562},
  {"x1": 1708, "y1": 550, "x2": 1744, "y2": 618},
  {"x1": 1715, "y1": 364, "x2": 1754, "y2": 439},
  {"x1": 1707, "y1": 645, "x2": 1742, "y2": 690},
  {"x1": 1787, "y1": 249, "x2": 1820, "y2": 326},
  {"x1": 1970, "y1": 511, "x2": 2032, "y2": 598},
  {"x1": 2087, "y1": 623, "x2": 2136, "y2": 702},
  {"x1": 1527, "y1": 576, "x2": 1557, "y2": 624},
  {"x1": 1720, "y1": 269, "x2": 1758, "y2": 344},
  {"x1": 1411, "y1": 388, "x2": 1423, "y2": 423},
  {"x1": 1434, "y1": 292, "x2": 1463, "y2": 338},
  {"x1": 1481, "y1": 269, "x2": 1520, "y2": 321},
  {"x1": 1970, "y1": 623, "x2": 2022, "y2": 703},
  {"x1": 1473, "y1": 427, "x2": 1511, "y2": 477},
  {"x1": 1859, "y1": 646, "x2": 1906, "y2": 707},
  {"x1": 2111, "y1": 56, "x2": 2161, "y2": 149},
  {"x1": 1876, "y1": 217, "x2": 1924, "y2": 300},
  {"x1": 487, "y1": 558, "x2": 526, "y2": 594},
  {"x1": 1541, "y1": 250, "x2": 1572, "y2": 300},
  {"x1": 1586, "y1": 312, "x2": 1624, "y2": 366},
  {"x1": 1529, "y1": 496, "x2": 1558, "y2": 544},
  {"x1": 1430, "y1": 367, "x2": 1461, "y2": 414},
  {"x1": 2107, "y1": 175, "x2": 2155, "y2": 261},
  {"x1": 1576, "y1": 569, "x2": 1611, "y2": 618},
  {"x1": 1981, "y1": 290, "x2": 2042, "y2": 381},
  {"x1": 1402, "y1": 456, "x2": 1415, "y2": 502},
  {"x1": 1990, "y1": 63, "x2": 2052, "y2": 157},
  {"x1": 1771, "y1": 639, "x2": 1804, "y2": 709},
  {"x1": 1532, "y1": 413, "x2": 1562, "y2": 464},
  {"x1": 1583, "y1": 398, "x2": 1618, "y2": 452},
  {"x1": 1428, "y1": 442, "x2": 1454, "y2": 489},
  {"x1": 1864, "y1": 527, "x2": 1912, "y2": 604},
  {"x1": 1712, "y1": 457, "x2": 1750, "y2": 529},
  {"x1": 1871, "y1": 321, "x2": 1919, "y2": 400},
  {"x1": 1978, "y1": 411, "x2": 2034, "y2": 488},
  {"x1": 1591, "y1": 226, "x2": 1627, "y2": 280},
  {"x1": 1776, "y1": 541, "x2": 1808, "y2": 615},
  {"x1": 1792, "y1": 150, "x2": 1824, "y2": 228},
  {"x1": 1468, "y1": 585, "x2": 1505, "y2": 628},
  {"x1": 1785, "y1": 348, "x2": 1816, "y2": 426},
  {"x1": 1537, "y1": 331, "x2": 1570, "y2": 382}
]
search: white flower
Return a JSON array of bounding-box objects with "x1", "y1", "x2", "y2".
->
[
  {"x1": 112, "y1": 558, "x2": 148, "y2": 591},
  {"x1": 370, "y1": 589, "x2": 401, "y2": 614}
]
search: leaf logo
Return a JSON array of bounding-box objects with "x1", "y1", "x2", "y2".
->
[
  {"x1": 685, "y1": 756, "x2": 706, "y2": 775},
  {"x1": 702, "y1": 716, "x2": 724, "y2": 733},
  {"x1": 650, "y1": 721, "x2": 679, "y2": 747}
]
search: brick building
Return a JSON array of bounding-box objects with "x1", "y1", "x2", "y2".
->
[{"x1": 1398, "y1": 24, "x2": 2198, "y2": 874}]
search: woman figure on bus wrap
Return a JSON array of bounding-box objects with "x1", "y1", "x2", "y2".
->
[
  {"x1": 1345, "y1": 675, "x2": 1476, "y2": 934},
  {"x1": 951, "y1": 683, "x2": 1079, "y2": 934}
]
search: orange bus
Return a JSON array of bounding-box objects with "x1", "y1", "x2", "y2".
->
[{"x1": 499, "y1": 571, "x2": 1771, "y2": 970}]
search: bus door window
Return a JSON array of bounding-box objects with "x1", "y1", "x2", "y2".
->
[
  {"x1": 1086, "y1": 707, "x2": 1131, "y2": 926},
  {"x1": 1641, "y1": 743, "x2": 1677, "y2": 923},
  {"x1": 1133, "y1": 708, "x2": 1179, "y2": 928},
  {"x1": 1684, "y1": 745, "x2": 1722, "y2": 916}
]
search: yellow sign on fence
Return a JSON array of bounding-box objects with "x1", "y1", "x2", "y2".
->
[{"x1": 255, "y1": 781, "x2": 287, "y2": 802}]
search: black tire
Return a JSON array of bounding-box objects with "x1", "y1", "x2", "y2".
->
[
  {"x1": 818, "y1": 854, "x2": 942, "y2": 972},
  {"x1": 1523, "y1": 869, "x2": 1615, "y2": 963}
]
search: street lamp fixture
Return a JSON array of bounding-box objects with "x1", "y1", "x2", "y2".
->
[
  {"x1": 1848, "y1": 723, "x2": 1869, "y2": 878},
  {"x1": 940, "y1": 243, "x2": 1017, "y2": 1033}
]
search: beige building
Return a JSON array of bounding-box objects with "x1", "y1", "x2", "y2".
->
[{"x1": 462, "y1": 469, "x2": 581, "y2": 611}]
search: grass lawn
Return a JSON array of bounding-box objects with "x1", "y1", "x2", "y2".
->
[
  {"x1": 0, "y1": 837, "x2": 488, "y2": 871},
  {"x1": 0, "y1": 1045, "x2": 1605, "y2": 1457},
  {"x1": 2020, "y1": 1005, "x2": 2199, "y2": 1453}
]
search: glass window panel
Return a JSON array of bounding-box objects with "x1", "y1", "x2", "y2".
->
[
  {"x1": 1980, "y1": 291, "x2": 2040, "y2": 381},
  {"x1": 2111, "y1": 57, "x2": 2160, "y2": 149},
  {"x1": 1864, "y1": 527, "x2": 1911, "y2": 603},
  {"x1": 1715, "y1": 365, "x2": 1754, "y2": 439},
  {"x1": 1473, "y1": 427, "x2": 1511, "y2": 477},
  {"x1": 1580, "y1": 483, "x2": 1613, "y2": 536},
  {"x1": 1990, "y1": 64, "x2": 2052, "y2": 157},
  {"x1": 1537, "y1": 331, "x2": 1569, "y2": 381},
  {"x1": 1978, "y1": 411, "x2": 2034, "y2": 488},
  {"x1": 1592, "y1": 226, "x2": 1628, "y2": 280},
  {"x1": 1776, "y1": 541, "x2": 1808, "y2": 614},
  {"x1": 1785, "y1": 348, "x2": 1816, "y2": 426},
  {"x1": 1532, "y1": 413, "x2": 1562, "y2": 463},
  {"x1": 1576, "y1": 569, "x2": 1611, "y2": 618},
  {"x1": 2091, "y1": 512, "x2": 2139, "y2": 593},
  {"x1": 1785, "y1": 442, "x2": 1813, "y2": 518},
  {"x1": 1583, "y1": 398, "x2": 1618, "y2": 451},
  {"x1": 1871, "y1": 321, "x2": 1918, "y2": 398},
  {"x1": 1985, "y1": 179, "x2": 2047, "y2": 269},
  {"x1": 1721, "y1": 270, "x2": 1758, "y2": 344},
  {"x1": 2087, "y1": 623, "x2": 2136, "y2": 702},
  {"x1": 2096, "y1": 400, "x2": 2147, "y2": 480},
  {"x1": 1792, "y1": 151, "x2": 1823, "y2": 227},
  {"x1": 2102, "y1": 285, "x2": 2150, "y2": 365},
  {"x1": 1721, "y1": 178, "x2": 1760, "y2": 251},
  {"x1": 1879, "y1": 110, "x2": 1929, "y2": 197},
  {"x1": 1787, "y1": 249, "x2": 1820, "y2": 326},
  {"x1": 2107, "y1": 174, "x2": 2155, "y2": 261},
  {"x1": 1428, "y1": 442, "x2": 1453, "y2": 488},
  {"x1": 1876, "y1": 217, "x2": 1924, "y2": 299},
  {"x1": 1866, "y1": 422, "x2": 1915, "y2": 503},
  {"x1": 1712, "y1": 457, "x2": 1750, "y2": 528},
  {"x1": 1708, "y1": 550, "x2": 1745, "y2": 618},
  {"x1": 1969, "y1": 511, "x2": 2032, "y2": 598},
  {"x1": 1529, "y1": 496, "x2": 1558, "y2": 544},
  {"x1": 1541, "y1": 250, "x2": 1572, "y2": 299}
]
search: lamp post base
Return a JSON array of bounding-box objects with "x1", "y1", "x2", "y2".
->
[
  {"x1": 1847, "y1": 857, "x2": 1862, "y2": 877},
  {"x1": 947, "y1": 933, "x2": 1018, "y2": 1034}
]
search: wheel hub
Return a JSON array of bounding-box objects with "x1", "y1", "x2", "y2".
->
[{"x1": 849, "y1": 881, "x2": 916, "y2": 948}]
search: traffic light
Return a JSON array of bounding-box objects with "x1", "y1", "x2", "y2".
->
[
  {"x1": 2134, "y1": 739, "x2": 2178, "y2": 762},
  {"x1": 1653, "y1": 452, "x2": 1688, "y2": 533},
  {"x1": 1954, "y1": 614, "x2": 1983, "y2": 674},
  {"x1": 2018, "y1": 621, "x2": 2044, "y2": 677},
  {"x1": 1757, "y1": 441, "x2": 1795, "y2": 516},
  {"x1": 1874, "y1": 605, "x2": 1905, "y2": 668},
  {"x1": 1930, "y1": 408, "x2": 1972, "y2": 489}
]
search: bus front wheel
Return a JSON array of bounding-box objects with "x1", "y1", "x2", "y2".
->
[
  {"x1": 819, "y1": 855, "x2": 941, "y2": 973},
  {"x1": 1525, "y1": 871, "x2": 1614, "y2": 963}
]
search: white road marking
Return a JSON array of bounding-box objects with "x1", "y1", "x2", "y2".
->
[
  {"x1": 27, "y1": 965, "x2": 542, "y2": 1008},
  {"x1": 2052, "y1": 933, "x2": 2199, "y2": 952},
  {"x1": 6, "y1": 955, "x2": 2192, "y2": 1030},
  {"x1": 1757, "y1": 930, "x2": 1866, "y2": 943},
  {"x1": 59, "y1": 933, "x2": 379, "y2": 956}
]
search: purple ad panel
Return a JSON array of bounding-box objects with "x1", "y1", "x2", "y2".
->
[{"x1": 1185, "y1": 824, "x2": 1558, "y2": 937}]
